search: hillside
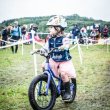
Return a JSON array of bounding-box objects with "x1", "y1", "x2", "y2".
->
[{"x1": 0, "y1": 14, "x2": 110, "y2": 32}]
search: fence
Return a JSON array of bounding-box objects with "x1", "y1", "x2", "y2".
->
[{"x1": 0, "y1": 33, "x2": 110, "y2": 76}]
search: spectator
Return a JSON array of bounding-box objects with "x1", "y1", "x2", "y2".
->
[
  {"x1": 71, "y1": 24, "x2": 80, "y2": 44},
  {"x1": 10, "y1": 21, "x2": 22, "y2": 53},
  {"x1": 29, "y1": 24, "x2": 38, "y2": 43},
  {"x1": 1, "y1": 26, "x2": 11, "y2": 47},
  {"x1": 90, "y1": 29, "x2": 97, "y2": 39},
  {"x1": 102, "y1": 25, "x2": 109, "y2": 39},
  {"x1": 21, "y1": 25, "x2": 27, "y2": 40},
  {"x1": 79, "y1": 26, "x2": 88, "y2": 44},
  {"x1": 95, "y1": 24, "x2": 101, "y2": 40}
]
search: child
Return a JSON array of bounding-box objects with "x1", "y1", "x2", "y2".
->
[{"x1": 37, "y1": 15, "x2": 76, "y2": 101}]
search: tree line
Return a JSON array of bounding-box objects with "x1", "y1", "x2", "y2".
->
[{"x1": 0, "y1": 14, "x2": 110, "y2": 34}]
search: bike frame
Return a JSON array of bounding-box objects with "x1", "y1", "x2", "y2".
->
[{"x1": 38, "y1": 57, "x2": 62, "y2": 96}]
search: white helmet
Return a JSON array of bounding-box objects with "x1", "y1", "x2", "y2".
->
[{"x1": 46, "y1": 15, "x2": 67, "y2": 28}]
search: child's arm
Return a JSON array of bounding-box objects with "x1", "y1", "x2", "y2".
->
[
  {"x1": 42, "y1": 41, "x2": 49, "y2": 52},
  {"x1": 31, "y1": 41, "x2": 49, "y2": 55},
  {"x1": 59, "y1": 37, "x2": 71, "y2": 50}
]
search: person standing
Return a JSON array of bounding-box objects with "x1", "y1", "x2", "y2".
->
[
  {"x1": 103, "y1": 25, "x2": 109, "y2": 39},
  {"x1": 1, "y1": 26, "x2": 9, "y2": 47},
  {"x1": 21, "y1": 25, "x2": 27, "y2": 40},
  {"x1": 71, "y1": 24, "x2": 80, "y2": 44},
  {"x1": 1, "y1": 26, "x2": 12, "y2": 47},
  {"x1": 10, "y1": 21, "x2": 22, "y2": 53},
  {"x1": 29, "y1": 24, "x2": 38, "y2": 44}
]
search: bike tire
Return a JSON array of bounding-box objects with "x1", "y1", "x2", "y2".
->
[{"x1": 28, "y1": 74, "x2": 57, "y2": 110}]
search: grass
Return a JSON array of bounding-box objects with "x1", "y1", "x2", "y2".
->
[{"x1": 0, "y1": 44, "x2": 110, "y2": 110}]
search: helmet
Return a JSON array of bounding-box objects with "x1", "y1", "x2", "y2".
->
[
  {"x1": 46, "y1": 15, "x2": 67, "y2": 28},
  {"x1": 33, "y1": 24, "x2": 38, "y2": 28},
  {"x1": 30, "y1": 24, "x2": 33, "y2": 28}
]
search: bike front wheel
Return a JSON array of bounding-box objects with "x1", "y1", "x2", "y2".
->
[{"x1": 28, "y1": 74, "x2": 57, "y2": 110}]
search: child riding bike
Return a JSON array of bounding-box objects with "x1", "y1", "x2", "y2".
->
[{"x1": 36, "y1": 15, "x2": 76, "y2": 101}]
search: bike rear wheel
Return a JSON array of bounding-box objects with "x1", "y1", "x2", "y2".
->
[{"x1": 28, "y1": 74, "x2": 57, "y2": 110}]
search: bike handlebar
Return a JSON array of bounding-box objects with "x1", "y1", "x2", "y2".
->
[
  {"x1": 30, "y1": 47, "x2": 58, "y2": 57},
  {"x1": 30, "y1": 49, "x2": 41, "y2": 55}
]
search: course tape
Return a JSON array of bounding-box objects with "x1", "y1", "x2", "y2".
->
[{"x1": 0, "y1": 39, "x2": 32, "y2": 49}]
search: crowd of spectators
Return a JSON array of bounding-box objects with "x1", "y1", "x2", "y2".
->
[
  {"x1": 0, "y1": 22, "x2": 109, "y2": 49},
  {"x1": 71, "y1": 24, "x2": 109, "y2": 44}
]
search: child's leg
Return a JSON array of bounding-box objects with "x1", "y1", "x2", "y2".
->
[
  {"x1": 59, "y1": 60, "x2": 76, "y2": 100},
  {"x1": 41, "y1": 59, "x2": 59, "y2": 76},
  {"x1": 59, "y1": 60, "x2": 76, "y2": 81},
  {"x1": 49, "y1": 59, "x2": 60, "y2": 77},
  {"x1": 60, "y1": 72, "x2": 69, "y2": 82}
]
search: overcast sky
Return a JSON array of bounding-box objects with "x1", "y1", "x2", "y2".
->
[{"x1": 0, "y1": 0, "x2": 110, "y2": 23}]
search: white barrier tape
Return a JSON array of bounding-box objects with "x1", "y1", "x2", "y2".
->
[
  {"x1": 69, "y1": 37, "x2": 83, "y2": 64},
  {"x1": 28, "y1": 32, "x2": 49, "y2": 35},
  {"x1": 0, "y1": 39, "x2": 11, "y2": 44},
  {"x1": 70, "y1": 44, "x2": 77, "y2": 50},
  {"x1": 82, "y1": 38, "x2": 98, "y2": 41},
  {"x1": 0, "y1": 39, "x2": 32, "y2": 49},
  {"x1": 37, "y1": 33, "x2": 49, "y2": 35},
  {"x1": 81, "y1": 38, "x2": 110, "y2": 44},
  {"x1": 34, "y1": 41, "x2": 44, "y2": 46},
  {"x1": 0, "y1": 39, "x2": 45, "y2": 50},
  {"x1": 105, "y1": 39, "x2": 110, "y2": 44},
  {"x1": 8, "y1": 38, "x2": 18, "y2": 42}
]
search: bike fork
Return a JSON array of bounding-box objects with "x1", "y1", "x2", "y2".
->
[
  {"x1": 37, "y1": 73, "x2": 51, "y2": 96},
  {"x1": 45, "y1": 72, "x2": 51, "y2": 95}
]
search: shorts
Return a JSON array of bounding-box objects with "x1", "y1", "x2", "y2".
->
[{"x1": 49, "y1": 58, "x2": 76, "y2": 78}]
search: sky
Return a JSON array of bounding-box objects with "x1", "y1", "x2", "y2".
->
[{"x1": 0, "y1": 0, "x2": 110, "y2": 23}]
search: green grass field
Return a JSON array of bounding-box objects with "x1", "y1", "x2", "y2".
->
[{"x1": 0, "y1": 44, "x2": 110, "y2": 110}]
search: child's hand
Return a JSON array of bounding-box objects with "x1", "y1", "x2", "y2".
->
[
  {"x1": 58, "y1": 45, "x2": 69, "y2": 50},
  {"x1": 58, "y1": 46, "x2": 65, "y2": 50}
]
